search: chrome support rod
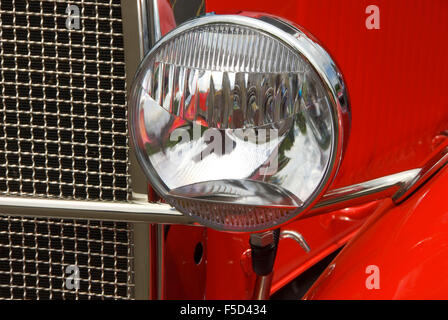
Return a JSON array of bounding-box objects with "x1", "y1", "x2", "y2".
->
[
  {"x1": 147, "y1": 0, "x2": 165, "y2": 301},
  {"x1": 149, "y1": 223, "x2": 166, "y2": 300},
  {"x1": 253, "y1": 274, "x2": 273, "y2": 300},
  {"x1": 250, "y1": 230, "x2": 280, "y2": 300},
  {"x1": 156, "y1": 224, "x2": 166, "y2": 300}
]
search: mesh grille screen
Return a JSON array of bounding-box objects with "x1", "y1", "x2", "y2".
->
[
  {"x1": 0, "y1": 0, "x2": 135, "y2": 300},
  {"x1": 0, "y1": 215, "x2": 134, "y2": 299},
  {"x1": 0, "y1": 0, "x2": 130, "y2": 201}
]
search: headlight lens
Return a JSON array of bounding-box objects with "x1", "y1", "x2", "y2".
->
[{"x1": 129, "y1": 15, "x2": 349, "y2": 231}]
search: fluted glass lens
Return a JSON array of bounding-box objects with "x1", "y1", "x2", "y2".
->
[{"x1": 130, "y1": 23, "x2": 335, "y2": 231}]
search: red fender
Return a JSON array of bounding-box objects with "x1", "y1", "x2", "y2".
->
[{"x1": 304, "y1": 165, "x2": 448, "y2": 299}]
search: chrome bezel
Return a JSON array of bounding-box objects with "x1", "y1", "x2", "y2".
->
[{"x1": 129, "y1": 13, "x2": 351, "y2": 232}]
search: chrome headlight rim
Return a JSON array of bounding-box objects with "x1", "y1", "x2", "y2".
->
[{"x1": 129, "y1": 13, "x2": 350, "y2": 232}]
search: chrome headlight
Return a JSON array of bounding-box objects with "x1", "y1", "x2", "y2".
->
[{"x1": 129, "y1": 14, "x2": 350, "y2": 232}]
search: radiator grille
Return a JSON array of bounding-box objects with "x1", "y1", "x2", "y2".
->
[
  {"x1": 0, "y1": 215, "x2": 134, "y2": 299},
  {"x1": 0, "y1": 0, "x2": 135, "y2": 300},
  {"x1": 0, "y1": 0, "x2": 130, "y2": 201}
]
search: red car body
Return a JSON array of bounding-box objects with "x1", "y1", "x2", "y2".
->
[{"x1": 160, "y1": 0, "x2": 448, "y2": 299}]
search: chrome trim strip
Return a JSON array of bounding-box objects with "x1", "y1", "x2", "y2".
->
[
  {"x1": 123, "y1": 0, "x2": 153, "y2": 301},
  {"x1": 136, "y1": 0, "x2": 151, "y2": 58},
  {"x1": 0, "y1": 196, "x2": 191, "y2": 224},
  {"x1": 149, "y1": 0, "x2": 162, "y2": 43},
  {"x1": 124, "y1": 0, "x2": 161, "y2": 200},
  {"x1": 123, "y1": 1, "x2": 158, "y2": 300},
  {"x1": 393, "y1": 146, "x2": 448, "y2": 203},
  {"x1": 122, "y1": 1, "x2": 150, "y2": 197},
  {"x1": 312, "y1": 169, "x2": 420, "y2": 214},
  {"x1": 147, "y1": 0, "x2": 165, "y2": 301},
  {"x1": 0, "y1": 161, "x2": 444, "y2": 224}
]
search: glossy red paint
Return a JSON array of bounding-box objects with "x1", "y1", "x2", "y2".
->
[
  {"x1": 158, "y1": 0, "x2": 176, "y2": 36},
  {"x1": 163, "y1": 200, "x2": 382, "y2": 299},
  {"x1": 207, "y1": 0, "x2": 448, "y2": 190},
  {"x1": 165, "y1": 225, "x2": 207, "y2": 299},
  {"x1": 305, "y1": 164, "x2": 448, "y2": 299},
  {"x1": 271, "y1": 201, "x2": 382, "y2": 294},
  {"x1": 202, "y1": 201, "x2": 381, "y2": 299}
]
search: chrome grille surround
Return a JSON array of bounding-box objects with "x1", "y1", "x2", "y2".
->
[
  {"x1": 0, "y1": 0, "x2": 135, "y2": 300},
  {"x1": 0, "y1": 215, "x2": 134, "y2": 299},
  {"x1": 0, "y1": 0, "x2": 130, "y2": 201}
]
